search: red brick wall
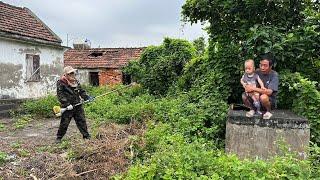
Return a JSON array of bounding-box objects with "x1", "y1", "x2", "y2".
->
[{"x1": 99, "y1": 68, "x2": 123, "y2": 85}]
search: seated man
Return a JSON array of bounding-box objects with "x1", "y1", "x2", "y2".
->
[{"x1": 242, "y1": 55, "x2": 279, "y2": 119}]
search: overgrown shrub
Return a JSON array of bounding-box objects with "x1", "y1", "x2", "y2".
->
[
  {"x1": 118, "y1": 1, "x2": 320, "y2": 178},
  {"x1": 152, "y1": 93, "x2": 228, "y2": 145},
  {"x1": 20, "y1": 85, "x2": 148, "y2": 120},
  {"x1": 182, "y1": 0, "x2": 320, "y2": 102},
  {"x1": 123, "y1": 38, "x2": 196, "y2": 96},
  {"x1": 120, "y1": 124, "x2": 317, "y2": 179},
  {"x1": 22, "y1": 95, "x2": 59, "y2": 118},
  {"x1": 309, "y1": 143, "x2": 320, "y2": 177},
  {"x1": 278, "y1": 72, "x2": 320, "y2": 144},
  {"x1": 85, "y1": 85, "x2": 155, "y2": 124}
]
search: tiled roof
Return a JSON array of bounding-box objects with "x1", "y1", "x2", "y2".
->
[
  {"x1": 64, "y1": 48, "x2": 144, "y2": 68},
  {"x1": 0, "y1": 1, "x2": 61, "y2": 44}
]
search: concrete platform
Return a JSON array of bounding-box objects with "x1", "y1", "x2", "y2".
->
[{"x1": 225, "y1": 110, "x2": 310, "y2": 159}]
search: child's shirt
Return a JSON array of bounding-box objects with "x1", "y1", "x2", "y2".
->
[{"x1": 241, "y1": 73, "x2": 259, "y2": 87}]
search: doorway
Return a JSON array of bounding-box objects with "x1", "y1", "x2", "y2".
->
[
  {"x1": 89, "y1": 72, "x2": 99, "y2": 86},
  {"x1": 122, "y1": 73, "x2": 131, "y2": 85}
]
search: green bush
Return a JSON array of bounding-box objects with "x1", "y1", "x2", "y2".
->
[
  {"x1": 182, "y1": 0, "x2": 320, "y2": 103},
  {"x1": 153, "y1": 93, "x2": 228, "y2": 144},
  {"x1": 309, "y1": 143, "x2": 320, "y2": 178},
  {"x1": 120, "y1": 125, "x2": 317, "y2": 179},
  {"x1": 22, "y1": 95, "x2": 59, "y2": 118},
  {"x1": 20, "y1": 85, "x2": 147, "y2": 119},
  {"x1": 87, "y1": 95, "x2": 155, "y2": 124},
  {"x1": 123, "y1": 38, "x2": 196, "y2": 96},
  {"x1": 85, "y1": 85, "x2": 155, "y2": 124},
  {"x1": 278, "y1": 72, "x2": 320, "y2": 144},
  {"x1": 115, "y1": 1, "x2": 320, "y2": 178}
]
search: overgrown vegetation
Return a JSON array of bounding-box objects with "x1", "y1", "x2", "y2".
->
[
  {"x1": 278, "y1": 72, "x2": 320, "y2": 144},
  {"x1": 119, "y1": 0, "x2": 320, "y2": 178},
  {"x1": 182, "y1": 0, "x2": 320, "y2": 103},
  {"x1": 0, "y1": 151, "x2": 7, "y2": 165},
  {"x1": 22, "y1": 95, "x2": 59, "y2": 118},
  {"x1": 13, "y1": 115, "x2": 32, "y2": 129},
  {"x1": 119, "y1": 124, "x2": 317, "y2": 179},
  {"x1": 85, "y1": 84, "x2": 155, "y2": 125},
  {"x1": 0, "y1": 123, "x2": 5, "y2": 132},
  {"x1": 13, "y1": 1, "x2": 320, "y2": 178},
  {"x1": 123, "y1": 38, "x2": 196, "y2": 96}
]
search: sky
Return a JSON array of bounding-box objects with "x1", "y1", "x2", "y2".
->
[{"x1": 3, "y1": 0, "x2": 207, "y2": 48}]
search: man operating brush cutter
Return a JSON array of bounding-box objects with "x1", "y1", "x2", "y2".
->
[
  {"x1": 54, "y1": 66, "x2": 94, "y2": 143},
  {"x1": 53, "y1": 66, "x2": 136, "y2": 143},
  {"x1": 53, "y1": 82, "x2": 136, "y2": 117}
]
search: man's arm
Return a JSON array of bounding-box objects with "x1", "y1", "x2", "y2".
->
[
  {"x1": 253, "y1": 87, "x2": 273, "y2": 96},
  {"x1": 257, "y1": 76, "x2": 265, "y2": 89}
]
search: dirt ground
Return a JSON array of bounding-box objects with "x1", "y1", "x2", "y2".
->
[{"x1": 0, "y1": 117, "x2": 145, "y2": 179}]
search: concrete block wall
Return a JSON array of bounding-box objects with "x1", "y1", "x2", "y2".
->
[{"x1": 225, "y1": 110, "x2": 310, "y2": 159}]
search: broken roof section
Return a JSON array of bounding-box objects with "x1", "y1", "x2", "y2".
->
[
  {"x1": 0, "y1": 1, "x2": 62, "y2": 46},
  {"x1": 64, "y1": 48, "x2": 144, "y2": 69}
]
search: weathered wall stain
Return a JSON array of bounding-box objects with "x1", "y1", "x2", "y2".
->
[
  {"x1": 1, "y1": 37, "x2": 66, "y2": 99},
  {"x1": 18, "y1": 47, "x2": 41, "y2": 54},
  {"x1": 41, "y1": 57, "x2": 63, "y2": 83},
  {"x1": 77, "y1": 69, "x2": 90, "y2": 85},
  {"x1": 0, "y1": 63, "x2": 22, "y2": 89}
]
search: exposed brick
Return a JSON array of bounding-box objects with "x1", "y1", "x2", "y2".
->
[{"x1": 99, "y1": 69, "x2": 123, "y2": 85}]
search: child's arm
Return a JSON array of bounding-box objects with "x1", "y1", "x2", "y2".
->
[
  {"x1": 257, "y1": 76, "x2": 265, "y2": 90},
  {"x1": 240, "y1": 75, "x2": 247, "y2": 88}
]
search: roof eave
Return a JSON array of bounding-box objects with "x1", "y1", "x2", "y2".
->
[
  {"x1": 0, "y1": 31, "x2": 67, "y2": 49},
  {"x1": 65, "y1": 64, "x2": 124, "y2": 69}
]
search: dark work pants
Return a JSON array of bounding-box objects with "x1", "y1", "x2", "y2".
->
[{"x1": 57, "y1": 105, "x2": 90, "y2": 139}]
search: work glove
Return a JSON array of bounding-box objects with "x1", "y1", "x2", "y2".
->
[
  {"x1": 88, "y1": 96, "x2": 95, "y2": 102},
  {"x1": 66, "y1": 104, "x2": 73, "y2": 110}
]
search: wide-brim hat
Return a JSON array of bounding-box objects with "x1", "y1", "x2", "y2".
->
[{"x1": 63, "y1": 66, "x2": 77, "y2": 75}]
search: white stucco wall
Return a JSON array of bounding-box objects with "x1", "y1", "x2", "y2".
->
[
  {"x1": 77, "y1": 68, "x2": 101, "y2": 86},
  {"x1": 0, "y1": 37, "x2": 66, "y2": 99},
  {"x1": 77, "y1": 69, "x2": 90, "y2": 85}
]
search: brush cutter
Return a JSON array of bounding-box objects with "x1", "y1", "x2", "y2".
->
[{"x1": 53, "y1": 83, "x2": 137, "y2": 117}]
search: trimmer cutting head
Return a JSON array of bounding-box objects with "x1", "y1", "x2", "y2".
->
[
  {"x1": 53, "y1": 106, "x2": 61, "y2": 115},
  {"x1": 53, "y1": 106, "x2": 66, "y2": 117}
]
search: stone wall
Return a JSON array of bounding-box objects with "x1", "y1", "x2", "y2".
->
[{"x1": 225, "y1": 110, "x2": 310, "y2": 159}]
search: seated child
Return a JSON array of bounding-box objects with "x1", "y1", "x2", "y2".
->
[{"x1": 240, "y1": 59, "x2": 265, "y2": 116}]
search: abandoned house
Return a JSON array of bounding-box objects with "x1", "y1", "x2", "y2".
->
[
  {"x1": 64, "y1": 47, "x2": 144, "y2": 86},
  {"x1": 0, "y1": 2, "x2": 66, "y2": 99}
]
